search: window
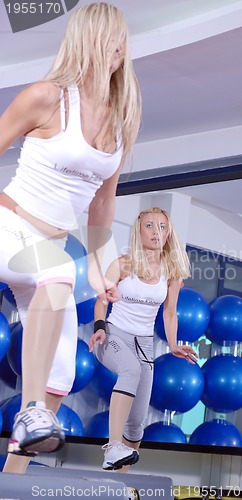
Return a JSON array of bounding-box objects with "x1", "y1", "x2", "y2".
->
[{"x1": 185, "y1": 245, "x2": 242, "y2": 301}]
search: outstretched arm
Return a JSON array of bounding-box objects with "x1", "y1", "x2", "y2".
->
[
  {"x1": 163, "y1": 279, "x2": 198, "y2": 364},
  {"x1": 87, "y1": 157, "x2": 124, "y2": 298},
  {"x1": 88, "y1": 257, "x2": 121, "y2": 352}
]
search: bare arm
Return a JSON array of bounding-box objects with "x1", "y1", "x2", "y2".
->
[
  {"x1": 89, "y1": 257, "x2": 122, "y2": 352},
  {"x1": 87, "y1": 156, "x2": 125, "y2": 296},
  {"x1": 0, "y1": 82, "x2": 60, "y2": 157},
  {"x1": 163, "y1": 279, "x2": 198, "y2": 364}
]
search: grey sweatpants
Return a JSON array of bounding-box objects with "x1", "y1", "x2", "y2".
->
[{"x1": 94, "y1": 322, "x2": 154, "y2": 442}]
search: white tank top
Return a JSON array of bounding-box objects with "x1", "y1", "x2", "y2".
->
[
  {"x1": 4, "y1": 85, "x2": 123, "y2": 230},
  {"x1": 107, "y1": 273, "x2": 168, "y2": 336}
]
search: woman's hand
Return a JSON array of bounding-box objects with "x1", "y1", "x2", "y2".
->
[
  {"x1": 89, "y1": 329, "x2": 106, "y2": 352},
  {"x1": 170, "y1": 344, "x2": 198, "y2": 364},
  {"x1": 106, "y1": 285, "x2": 120, "y2": 303},
  {"x1": 98, "y1": 285, "x2": 120, "y2": 306}
]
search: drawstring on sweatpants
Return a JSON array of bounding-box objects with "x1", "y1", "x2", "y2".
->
[{"x1": 134, "y1": 336, "x2": 153, "y2": 369}]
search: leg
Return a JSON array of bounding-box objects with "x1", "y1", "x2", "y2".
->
[
  {"x1": 0, "y1": 212, "x2": 77, "y2": 455},
  {"x1": 108, "y1": 392, "x2": 134, "y2": 443},
  {"x1": 95, "y1": 329, "x2": 141, "y2": 443},
  {"x1": 21, "y1": 282, "x2": 72, "y2": 407},
  {"x1": 3, "y1": 393, "x2": 64, "y2": 474},
  {"x1": 119, "y1": 344, "x2": 154, "y2": 473},
  {"x1": 8, "y1": 285, "x2": 77, "y2": 456},
  {"x1": 94, "y1": 326, "x2": 142, "y2": 470},
  {"x1": 12, "y1": 283, "x2": 78, "y2": 399}
]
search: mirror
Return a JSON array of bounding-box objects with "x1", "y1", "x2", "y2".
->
[{"x1": 0, "y1": 170, "x2": 242, "y2": 454}]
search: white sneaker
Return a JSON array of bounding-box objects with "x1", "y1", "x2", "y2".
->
[
  {"x1": 102, "y1": 440, "x2": 139, "y2": 470},
  {"x1": 8, "y1": 401, "x2": 65, "y2": 455}
]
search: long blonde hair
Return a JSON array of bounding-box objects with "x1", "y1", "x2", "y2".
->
[
  {"x1": 45, "y1": 2, "x2": 141, "y2": 155},
  {"x1": 130, "y1": 208, "x2": 191, "y2": 280}
]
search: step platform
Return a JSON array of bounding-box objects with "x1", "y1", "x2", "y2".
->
[{"x1": 0, "y1": 465, "x2": 174, "y2": 500}]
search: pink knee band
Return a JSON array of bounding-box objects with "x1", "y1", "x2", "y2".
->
[
  {"x1": 37, "y1": 277, "x2": 74, "y2": 289},
  {"x1": 45, "y1": 386, "x2": 69, "y2": 396}
]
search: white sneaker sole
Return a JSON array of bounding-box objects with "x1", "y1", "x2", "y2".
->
[
  {"x1": 103, "y1": 450, "x2": 139, "y2": 470},
  {"x1": 8, "y1": 434, "x2": 65, "y2": 455}
]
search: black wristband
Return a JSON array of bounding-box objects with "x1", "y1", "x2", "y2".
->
[{"x1": 94, "y1": 320, "x2": 106, "y2": 333}]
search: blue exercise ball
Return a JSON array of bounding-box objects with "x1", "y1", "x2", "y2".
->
[
  {"x1": 90, "y1": 358, "x2": 118, "y2": 404},
  {"x1": 206, "y1": 295, "x2": 242, "y2": 344},
  {"x1": 56, "y1": 404, "x2": 84, "y2": 436},
  {"x1": 143, "y1": 421, "x2": 187, "y2": 443},
  {"x1": 189, "y1": 419, "x2": 242, "y2": 447},
  {"x1": 150, "y1": 353, "x2": 204, "y2": 413},
  {"x1": 65, "y1": 234, "x2": 87, "y2": 261},
  {"x1": 7, "y1": 322, "x2": 23, "y2": 376},
  {"x1": 85, "y1": 411, "x2": 109, "y2": 438},
  {"x1": 70, "y1": 339, "x2": 95, "y2": 394},
  {"x1": 0, "y1": 282, "x2": 8, "y2": 291},
  {"x1": 1, "y1": 394, "x2": 22, "y2": 431},
  {"x1": 0, "y1": 312, "x2": 11, "y2": 363},
  {"x1": 201, "y1": 354, "x2": 242, "y2": 412},
  {"x1": 65, "y1": 234, "x2": 89, "y2": 304},
  {"x1": 76, "y1": 286, "x2": 97, "y2": 326},
  {"x1": 155, "y1": 288, "x2": 210, "y2": 343},
  {"x1": 0, "y1": 408, "x2": 2, "y2": 434}
]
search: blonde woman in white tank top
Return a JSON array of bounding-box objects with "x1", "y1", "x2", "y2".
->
[
  {"x1": 0, "y1": 3, "x2": 141, "y2": 473},
  {"x1": 89, "y1": 208, "x2": 198, "y2": 471}
]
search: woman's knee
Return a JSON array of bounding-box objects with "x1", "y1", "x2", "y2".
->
[{"x1": 114, "y1": 360, "x2": 142, "y2": 395}]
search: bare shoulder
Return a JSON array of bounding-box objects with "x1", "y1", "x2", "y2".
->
[
  {"x1": 0, "y1": 81, "x2": 62, "y2": 154},
  {"x1": 20, "y1": 81, "x2": 60, "y2": 110}
]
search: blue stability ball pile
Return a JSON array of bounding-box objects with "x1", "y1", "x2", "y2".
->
[
  {"x1": 150, "y1": 353, "x2": 204, "y2": 413},
  {"x1": 189, "y1": 419, "x2": 242, "y2": 447},
  {"x1": 155, "y1": 287, "x2": 210, "y2": 343},
  {"x1": 143, "y1": 421, "x2": 187, "y2": 443},
  {"x1": 206, "y1": 295, "x2": 242, "y2": 344},
  {"x1": 90, "y1": 359, "x2": 118, "y2": 404},
  {"x1": 202, "y1": 354, "x2": 242, "y2": 412},
  {"x1": 0, "y1": 312, "x2": 11, "y2": 363},
  {"x1": 85, "y1": 410, "x2": 109, "y2": 438},
  {"x1": 56, "y1": 404, "x2": 84, "y2": 436},
  {"x1": 70, "y1": 339, "x2": 96, "y2": 394}
]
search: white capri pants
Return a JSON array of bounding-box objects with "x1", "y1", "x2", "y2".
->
[
  {"x1": 94, "y1": 322, "x2": 154, "y2": 442},
  {"x1": 0, "y1": 206, "x2": 78, "y2": 395}
]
